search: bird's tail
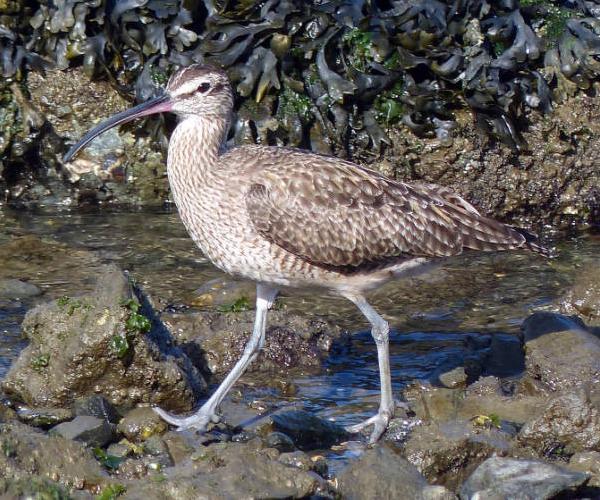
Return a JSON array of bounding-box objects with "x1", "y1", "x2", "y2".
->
[
  {"x1": 511, "y1": 227, "x2": 555, "y2": 258},
  {"x1": 410, "y1": 183, "x2": 555, "y2": 258}
]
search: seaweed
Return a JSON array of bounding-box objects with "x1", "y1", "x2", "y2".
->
[{"x1": 3, "y1": 0, "x2": 600, "y2": 162}]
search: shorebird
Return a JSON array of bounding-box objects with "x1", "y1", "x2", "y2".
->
[{"x1": 64, "y1": 64, "x2": 548, "y2": 443}]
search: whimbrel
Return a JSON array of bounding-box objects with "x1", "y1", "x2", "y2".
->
[{"x1": 65, "y1": 64, "x2": 548, "y2": 443}]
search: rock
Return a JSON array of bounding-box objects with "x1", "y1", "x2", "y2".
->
[
  {"x1": 522, "y1": 312, "x2": 600, "y2": 391},
  {"x1": 0, "y1": 477, "x2": 70, "y2": 499},
  {"x1": 190, "y1": 277, "x2": 257, "y2": 308},
  {"x1": 217, "y1": 397, "x2": 264, "y2": 430},
  {"x1": 121, "y1": 440, "x2": 322, "y2": 499},
  {"x1": 162, "y1": 431, "x2": 195, "y2": 464},
  {"x1": 568, "y1": 451, "x2": 600, "y2": 488},
  {"x1": 0, "y1": 279, "x2": 42, "y2": 299},
  {"x1": 0, "y1": 422, "x2": 109, "y2": 491},
  {"x1": 459, "y1": 456, "x2": 589, "y2": 500},
  {"x1": 15, "y1": 406, "x2": 73, "y2": 428},
  {"x1": 162, "y1": 309, "x2": 342, "y2": 376},
  {"x1": 270, "y1": 410, "x2": 349, "y2": 450},
  {"x1": 141, "y1": 435, "x2": 174, "y2": 469},
  {"x1": 50, "y1": 415, "x2": 117, "y2": 448},
  {"x1": 382, "y1": 91, "x2": 600, "y2": 229},
  {"x1": 404, "y1": 380, "x2": 545, "y2": 426},
  {"x1": 0, "y1": 405, "x2": 18, "y2": 424},
  {"x1": 117, "y1": 407, "x2": 167, "y2": 442},
  {"x1": 114, "y1": 457, "x2": 148, "y2": 480},
  {"x1": 73, "y1": 395, "x2": 120, "y2": 424},
  {"x1": 518, "y1": 386, "x2": 600, "y2": 455},
  {"x1": 265, "y1": 431, "x2": 296, "y2": 452},
  {"x1": 438, "y1": 367, "x2": 467, "y2": 389},
  {"x1": 278, "y1": 451, "x2": 328, "y2": 476},
  {"x1": 337, "y1": 443, "x2": 455, "y2": 500},
  {"x1": 1, "y1": 263, "x2": 205, "y2": 411},
  {"x1": 560, "y1": 266, "x2": 600, "y2": 323},
  {"x1": 402, "y1": 421, "x2": 510, "y2": 489},
  {"x1": 24, "y1": 68, "x2": 169, "y2": 206},
  {"x1": 142, "y1": 435, "x2": 169, "y2": 456},
  {"x1": 106, "y1": 442, "x2": 133, "y2": 459}
]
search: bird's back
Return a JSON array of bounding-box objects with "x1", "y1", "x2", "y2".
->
[{"x1": 218, "y1": 144, "x2": 547, "y2": 270}]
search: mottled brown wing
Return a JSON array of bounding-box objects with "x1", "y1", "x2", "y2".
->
[{"x1": 244, "y1": 149, "x2": 527, "y2": 268}]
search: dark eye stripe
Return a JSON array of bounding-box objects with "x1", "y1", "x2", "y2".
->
[{"x1": 177, "y1": 82, "x2": 211, "y2": 98}]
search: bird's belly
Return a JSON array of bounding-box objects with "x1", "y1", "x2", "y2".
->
[{"x1": 175, "y1": 199, "x2": 294, "y2": 286}]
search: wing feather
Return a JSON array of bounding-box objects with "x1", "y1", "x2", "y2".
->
[{"x1": 242, "y1": 148, "x2": 530, "y2": 268}]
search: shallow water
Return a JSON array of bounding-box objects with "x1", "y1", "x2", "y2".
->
[{"x1": 0, "y1": 207, "x2": 597, "y2": 468}]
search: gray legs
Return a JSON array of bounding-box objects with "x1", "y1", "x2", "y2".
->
[
  {"x1": 344, "y1": 294, "x2": 395, "y2": 443},
  {"x1": 156, "y1": 285, "x2": 395, "y2": 443},
  {"x1": 154, "y1": 283, "x2": 278, "y2": 431}
]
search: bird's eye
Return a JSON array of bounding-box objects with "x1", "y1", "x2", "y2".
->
[{"x1": 198, "y1": 82, "x2": 211, "y2": 93}]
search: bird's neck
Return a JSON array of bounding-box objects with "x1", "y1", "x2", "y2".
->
[{"x1": 167, "y1": 115, "x2": 229, "y2": 182}]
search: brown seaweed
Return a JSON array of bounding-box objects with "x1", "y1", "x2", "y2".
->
[{"x1": 3, "y1": 0, "x2": 600, "y2": 158}]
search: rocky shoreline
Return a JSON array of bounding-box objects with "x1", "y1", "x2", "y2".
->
[
  {"x1": 1, "y1": 0, "x2": 600, "y2": 230},
  {"x1": 0, "y1": 230, "x2": 599, "y2": 499},
  {"x1": 2, "y1": 66, "x2": 599, "y2": 231}
]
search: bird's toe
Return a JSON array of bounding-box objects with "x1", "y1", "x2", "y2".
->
[
  {"x1": 346, "y1": 410, "x2": 393, "y2": 443},
  {"x1": 153, "y1": 406, "x2": 218, "y2": 432}
]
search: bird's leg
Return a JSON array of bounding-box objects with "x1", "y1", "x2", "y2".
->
[
  {"x1": 154, "y1": 283, "x2": 278, "y2": 431},
  {"x1": 344, "y1": 294, "x2": 395, "y2": 443}
]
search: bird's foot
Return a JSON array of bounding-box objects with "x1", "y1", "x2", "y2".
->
[
  {"x1": 345, "y1": 401, "x2": 409, "y2": 444},
  {"x1": 345, "y1": 410, "x2": 393, "y2": 444},
  {"x1": 153, "y1": 406, "x2": 220, "y2": 432}
]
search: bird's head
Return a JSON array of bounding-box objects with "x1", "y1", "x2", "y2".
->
[{"x1": 64, "y1": 64, "x2": 234, "y2": 162}]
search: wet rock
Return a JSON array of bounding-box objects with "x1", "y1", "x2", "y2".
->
[
  {"x1": 404, "y1": 380, "x2": 545, "y2": 426},
  {"x1": 162, "y1": 431, "x2": 195, "y2": 464},
  {"x1": 190, "y1": 277, "x2": 257, "y2": 308},
  {"x1": 338, "y1": 443, "x2": 455, "y2": 500},
  {"x1": 142, "y1": 435, "x2": 170, "y2": 456},
  {"x1": 25, "y1": 68, "x2": 169, "y2": 206},
  {"x1": 0, "y1": 279, "x2": 42, "y2": 299},
  {"x1": 518, "y1": 386, "x2": 600, "y2": 455},
  {"x1": 73, "y1": 395, "x2": 120, "y2": 424},
  {"x1": 459, "y1": 456, "x2": 589, "y2": 500},
  {"x1": 142, "y1": 435, "x2": 174, "y2": 470},
  {"x1": 106, "y1": 442, "x2": 133, "y2": 459},
  {"x1": 122, "y1": 440, "x2": 322, "y2": 499},
  {"x1": 0, "y1": 405, "x2": 18, "y2": 424},
  {"x1": 522, "y1": 312, "x2": 600, "y2": 391},
  {"x1": 265, "y1": 431, "x2": 295, "y2": 453},
  {"x1": 382, "y1": 92, "x2": 600, "y2": 228},
  {"x1": 15, "y1": 406, "x2": 73, "y2": 428},
  {"x1": 438, "y1": 367, "x2": 467, "y2": 389},
  {"x1": 1, "y1": 263, "x2": 205, "y2": 411},
  {"x1": 50, "y1": 415, "x2": 117, "y2": 448},
  {"x1": 270, "y1": 410, "x2": 349, "y2": 450},
  {"x1": 278, "y1": 451, "x2": 328, "y2": 476},
  {"x1": 402, "y1": 421, "x2": 509, "y2": 489},
  {"x1": 117, "y1": 407, "x2": 167, "y2": 442},
  {"x1": 217, "y1": 396, "x2": 264, "y2": 430},
  {"x1": 0, "y1": 422, "x2": 108, "y2": 491},
  {"x1": 383, "y1": 415, "x2": 423, "y2": 443},
  {"x1": 162, "y1": 309, "x2": 342, "y2": 375},
  {"x1": 560, "y1": 267, "x2": 600, "y2": 324},
  {"x1": 0, "y1": 477, "x2": 70, "y2": 500},
  {"x1": 115, "y1": 457, "x2": 149, "y2": 480},
  {"x1": 568, "y1": 451, "x2": 600, "y2": 488}
]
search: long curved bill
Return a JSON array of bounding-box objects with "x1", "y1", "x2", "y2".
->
[{"x1": 63, "y1": 93, "x2": 172, "y2": 163}]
